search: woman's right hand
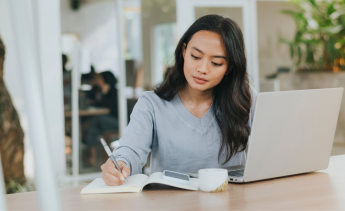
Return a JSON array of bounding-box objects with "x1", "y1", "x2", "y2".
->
[{"x1": 101, "y1": 159, "x2": 131, "y2": 186}]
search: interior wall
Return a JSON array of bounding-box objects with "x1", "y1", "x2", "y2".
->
[
  {"x1": 60, "y1": 0, "x2": 120, "y2": 76},
  {"x1": 60, "y1": 0, "x2": 296, "y2": 88},
  {"x1": 141, "y1": 0, "x2": 176, "y2": 90},
  {"x1": 257, "y1": 1, "x2": 296, "y2": 79},
  {"x1": 195, "y1": 7, "x2": 243, "y2": 31}
]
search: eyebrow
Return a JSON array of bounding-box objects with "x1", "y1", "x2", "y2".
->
[{"x1": 191, "y1": 46, "x2": 227, "y2": 60}]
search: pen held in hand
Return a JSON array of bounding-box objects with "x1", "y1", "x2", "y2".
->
[{"x1": 100, "y1": 138, "x2": 128, "y2": 184}]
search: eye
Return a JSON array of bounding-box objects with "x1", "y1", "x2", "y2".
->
[
  {"x1": 212, "y1": 62, "x2": 223, "y2": 66},
  {"x1": 191, "y1": 54, "x2": 200, "y2": 60}
]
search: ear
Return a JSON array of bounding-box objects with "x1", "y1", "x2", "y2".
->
[{"x1": 182, "y1": 43, "x2": 187, "y2": 59}]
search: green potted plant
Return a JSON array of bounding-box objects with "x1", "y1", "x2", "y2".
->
[{"x1": 281, "y1": 0, "x2": 345, "y2": 72}]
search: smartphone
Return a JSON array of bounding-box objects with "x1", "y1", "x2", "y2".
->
[{"x1": 162, "y1": 170, "x2": 190, "y2": 185}]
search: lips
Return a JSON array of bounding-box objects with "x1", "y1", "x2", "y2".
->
[{"x1": 193, "y1": 76, "x2": 207, "y2": 84}]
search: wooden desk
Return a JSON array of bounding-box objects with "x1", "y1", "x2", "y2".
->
[
  {"x1": 6, "y1": 155, "x2": 345, "y2": 210},
  {"x1": 64, "y1": 108, "x2": 110, "y2": 118}
]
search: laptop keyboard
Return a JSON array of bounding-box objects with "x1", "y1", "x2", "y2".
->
[{"x1": 228, "y1": 169, "x2": 244, "y2": 177}]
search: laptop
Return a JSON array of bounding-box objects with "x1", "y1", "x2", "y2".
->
[{"x1": 190, "y1": 88, "x2": 343, "y2": 183}]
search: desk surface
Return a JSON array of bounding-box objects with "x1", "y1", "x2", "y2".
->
[{"x1": 6, "y1": 155, "x2": 345, "y2": 210}]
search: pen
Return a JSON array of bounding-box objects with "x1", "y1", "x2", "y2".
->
[{"x1": 100, "y1": 138, "x2": 128, "y2": 184}]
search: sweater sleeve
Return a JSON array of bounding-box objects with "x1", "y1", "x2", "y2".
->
[{"x1": 112, "y1": 94, "x2": 154, "y2": 175}]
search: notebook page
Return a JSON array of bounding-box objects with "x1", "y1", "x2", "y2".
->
[
  {"x1": 141, "y1": 172, "x2": 199, "y2": 191},
  {"x1": 80, "y1": 174, "x2": 148, "y2": 194}
]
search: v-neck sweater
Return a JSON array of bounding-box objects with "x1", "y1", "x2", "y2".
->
[{"x1": 113, "y1": 88, "x2": 257, "y2": 175}]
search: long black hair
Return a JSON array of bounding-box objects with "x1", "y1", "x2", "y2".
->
[
  {"x1": 100, "y1": 71, "x2": 117, "y2": 88},
  {"x1": 154, "y1": 15, "x2": 251, "y2": 164}
]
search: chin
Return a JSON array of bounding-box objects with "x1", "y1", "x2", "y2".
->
[{"x1": 189, "y1": 82, "x2": 210, "y2": 91}]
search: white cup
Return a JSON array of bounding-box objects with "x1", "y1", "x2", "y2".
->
[{"x1": 198, "y1": 168, "x2": 228, "y2": 192}]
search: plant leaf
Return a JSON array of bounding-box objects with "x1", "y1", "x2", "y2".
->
[
  {"x1": 296, "y1": 45, "x2": 302, "y2": 65},
  {"x1": 290, "y1": 44, "x2": 294, "y2": 59},
  {"x1": 319, "y1": 25, "x2": 343, "y2": 34},
  {"x1": 306, "y1": 43, "x2": 315, "y2": 64},
  {"x1": 330, "y1": 9, "x2": 345, "y2": 19},
  {"x1": 279, "y1": 38, "x2": 293, "y2": 44}
]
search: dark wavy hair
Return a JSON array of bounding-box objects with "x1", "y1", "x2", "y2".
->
[
  {"x1": 100, "y1": 71, "x2": 117, "y2": 87},
  {"x1": 154, "y1": 14, "x2": 251, "y2": 164}
]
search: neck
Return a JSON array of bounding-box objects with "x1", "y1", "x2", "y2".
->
[
  {"x1": 101, "y1": 83, "x2": 110, "y2": 94},
  {"x1": 178, "y1": 83, "x2": 213, "y2": 105}
]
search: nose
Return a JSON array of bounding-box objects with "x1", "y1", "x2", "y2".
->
[{"x1": 196, "y1": 59, "x2": 209, "y2": 74}]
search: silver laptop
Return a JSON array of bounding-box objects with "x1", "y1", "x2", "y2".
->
[{"x1": 191, "y1": 88, "x2": 343, "y2": 183}]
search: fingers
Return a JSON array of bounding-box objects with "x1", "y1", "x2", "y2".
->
[
  {"x1": 102, "y1": 170, "x2": 123, "y2": 186},
  {"x1": 101, "y1": 159, "x2": 126, "y2": 186},
  {"x1": 118, "y1": 161, "x2": 131, "y2": 178},
  {"x1": 108, "y1": 164, "x2": 126, "y2": 181}
]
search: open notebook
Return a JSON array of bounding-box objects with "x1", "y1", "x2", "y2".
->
[{"x1": 80, "y1": 172, "x2": 199, "y2": 194}]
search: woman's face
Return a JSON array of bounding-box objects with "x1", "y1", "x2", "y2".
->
[
  {"x1": 91, "y1": 74, "x2": 105, "y2": 87},
  {"x1": 182, "y1": 30, "x2": 228, "y2": 92}
]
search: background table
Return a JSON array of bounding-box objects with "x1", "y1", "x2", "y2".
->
[
  {"x1": 64, "y1": 107, "x2": 112, "y2": 174},
  {"x1": 64, "y1": 107, "x2": 110, "y2": 118},
  {"x1": 6, "y1": 155, "x2": 345, "y2": 210}
]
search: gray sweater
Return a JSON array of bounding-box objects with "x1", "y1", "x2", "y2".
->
[{"x1": 113, "y1": 88, "x2": 257, "y2": 175}]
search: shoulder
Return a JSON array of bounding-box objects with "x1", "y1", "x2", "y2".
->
[
  {"x1": 132, "y1": 91, "x2": 171, "y2": 119},
  {"x1": 107, "y1": 87, "x2": 117, "y2": 95},
  {"x1": 139, "y1": 91, "x2": 169, "y2": 106},
  {"x1": 134, "y1": 91, "x2": 171, "y2": 113}
]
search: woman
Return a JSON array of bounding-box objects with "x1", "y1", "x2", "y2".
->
[
  {"x1": 84, "y1": 71, "x2": 119, "y2": 166},
  {"x1": 101, "y1": 15, "x2": 257, "y2": 185}
]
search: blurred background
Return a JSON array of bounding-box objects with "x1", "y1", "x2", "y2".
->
[{"x1": 1, "y1": 0, "x2": 345, "y2": 194}]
